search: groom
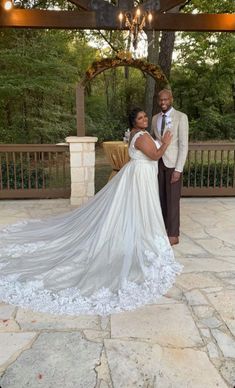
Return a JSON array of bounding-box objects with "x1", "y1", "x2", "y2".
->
[{"x1": 151, "y1": 89, "x2": 189, "y2": 246}]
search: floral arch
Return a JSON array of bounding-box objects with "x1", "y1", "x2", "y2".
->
[
  {"x1": 76, "y1": 52, "x2": 169, "y2": 136},
  {"x1": 82, "y1": 52, "x2": 168, "y2": 86}
]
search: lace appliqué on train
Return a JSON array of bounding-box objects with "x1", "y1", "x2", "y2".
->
[
  {"x1": 0, "y1": 219, "x2": 42, "y2": 235},
  {"x1": 0, "y1": 235, "x2": 183, "y2": 316},
  {"x1": 0, "y1": 242, "x2": 46, "y2": 259}
]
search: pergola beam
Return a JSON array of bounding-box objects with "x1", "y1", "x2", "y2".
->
[
  {"x1": 159, "y1": 0, "x2": 187, "y2": 12},
  {"x1": 0, "y1": 9, "x2": 235, "y2": 32}
]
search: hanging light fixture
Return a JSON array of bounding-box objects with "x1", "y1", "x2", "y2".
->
[{"x1": 118, "y1": 7, "x2": 153, "y2": 50}]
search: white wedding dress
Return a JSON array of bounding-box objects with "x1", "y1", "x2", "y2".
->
[{"x1": 0, "y1": 132, "x2": 182, "y2": 315}]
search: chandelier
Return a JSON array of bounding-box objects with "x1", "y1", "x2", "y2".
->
[{"x1": 118, "y1": 8, "x2": 153, "y2": 50}]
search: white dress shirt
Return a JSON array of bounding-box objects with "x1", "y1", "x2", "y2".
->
[{"x1": 157, "y1": 107, "x2": 174, "y2": 135}]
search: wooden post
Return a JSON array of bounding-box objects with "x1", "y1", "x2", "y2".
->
[{"x1": 76, "y1": 84, "x2": 85, "y2": 136}]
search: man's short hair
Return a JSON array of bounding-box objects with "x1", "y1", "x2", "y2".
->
[{"x1": 158, "y1": 89, "x2": 173, "y2": 98}]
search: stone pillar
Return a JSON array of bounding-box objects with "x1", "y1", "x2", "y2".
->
[{"x1": 66, "y1": 136, "x2": 98, "y2": 206}]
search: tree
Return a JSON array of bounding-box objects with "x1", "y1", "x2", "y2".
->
[
  {"x1": 0, "y1": 29, "x2": 96, "y2": 143},
  {"x1": 170, "y1": 0, "x2": 235, "y2": 139}
]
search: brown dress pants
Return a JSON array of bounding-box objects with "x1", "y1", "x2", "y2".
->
[{"x1": 158, "y1": 158, "x2": 182, "y2": 237}]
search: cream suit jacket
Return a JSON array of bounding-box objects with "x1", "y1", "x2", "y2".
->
[{"x1": 151, "y1": 108, "x2": 189, "y2": 172}]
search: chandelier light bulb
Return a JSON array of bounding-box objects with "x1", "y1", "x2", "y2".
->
[
  {"x1": 118, "y1": 12, "x2": 124, "y2": 28},
  {"x1": 118, "y1": 12, "x2": 123, "y2": 22},
  {"x1": 136, "y1": 8, "x2": 141, "y2": 17},
  {"x1": 148, "y1": 12, "x2": 153, "y2": 24},
  {"x1": 4, "y1": 0, "x2": 13, "y2": 10}
]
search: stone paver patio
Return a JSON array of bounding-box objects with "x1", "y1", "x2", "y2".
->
[{"x1": 0, "y1": 198, "x2": 234, "y2": 387}]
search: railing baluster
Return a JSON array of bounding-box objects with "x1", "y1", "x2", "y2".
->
[
  {"x1": 233, "y1": 149, "x2": 235, "y2": 188},
  {"x1": 226, "y1": 150, "x2": 230, "y2": 188},
  {"x1": 13, "y1": 152, "x2": 17, "y2": 189},
  {"x1": 0, "y1": 154, "x2": 2, "y2": 190},
  {"x1": 20, "y1": 152, "x2": 24, "y2": 189},
  {"x1": 56, "y1": 152, "x2": 59, "y2": 183},
  {"x1": 207, "y1": 150, "x2": 211, "y2": 187},
  {"x1": 220, "y1": 150, "x2": 224, "y2": 188},
  {"x1": 187, "y1": 150, "x2": 191, "y2": 187},
  {"x1": 214, "y1": 150, "x2": 217, "y2": 188},
  {"x1": 27, "y1": 152, "x2": 31, "y2": 189},
  {"x1": 200, "y1": 150, "x2": 204, "y2": 187},
  {"x1": 194, "y1": 150, "x2": 197, "y2": 188},
  {"x1": 41, "y1": 152, "x2": 45, "y2": 188},
  {"x1": 5, "y1": 152, "x2": 10, "y2": 190},
  {"x1": 46, "y1": 152, "x2": 49, "y2": 188},
  {"x1": 49, "y1": 152, "x2": 52, "y2": 188},
  {"x1": 34, "y1": 152, "x2": 38, "y2": 189}
]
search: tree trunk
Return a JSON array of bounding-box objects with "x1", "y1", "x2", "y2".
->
[
  {"x1": 152, "y1": 5, "x2": 182, "y2": 115},
  {"x1": 144, "y1": 30, "x2": 160, "y2": 125},
  {"x1": 152, "y1": 31, "x2": 175, "y2": 115},
  {"x1": 159, "y1": 31, "x2": 176, "y2": 80}
]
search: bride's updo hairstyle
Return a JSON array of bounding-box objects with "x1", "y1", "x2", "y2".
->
[{"x1": 129, "y1": 107, "x2": 143, "y2": 129}]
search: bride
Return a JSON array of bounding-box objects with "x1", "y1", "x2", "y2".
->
[{"x1": 0, "y1": 108, "x2": 183, "y2": 316}]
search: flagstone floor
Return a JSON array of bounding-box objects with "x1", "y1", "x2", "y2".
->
[{"x1": 0, "y1": 198, "x2": 234, "y2": 388}]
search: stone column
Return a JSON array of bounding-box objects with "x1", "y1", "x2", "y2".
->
[{"x1": 66, "y1": 136, "x2": 98, "y2": 206}]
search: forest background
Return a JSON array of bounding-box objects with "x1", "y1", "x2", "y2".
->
[{"x1": 0, "y1": 0, "x2": 234, "y2": 144}]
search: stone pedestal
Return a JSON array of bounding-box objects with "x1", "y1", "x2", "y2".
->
[{"x1": 66, "y1": 136, "x2": 98, "y2": 206}]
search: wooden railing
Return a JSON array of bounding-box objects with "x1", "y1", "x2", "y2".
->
[
  {"x1": 182, "y1": 143, "x2": 235, "y2": 196},
  {"x1": 0, "y1": 142, "x2": 234, "y2": 199},
  {"x1": 102, "y1": 141, "x2": 235, "y2": 197},
  {"x1": 0, "y1": 144, "x2": 71, "y2": 199}
]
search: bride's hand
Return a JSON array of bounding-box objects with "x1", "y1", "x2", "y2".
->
[{"x1": 162, "y1": 130, "x2": 173, "y2": 145}]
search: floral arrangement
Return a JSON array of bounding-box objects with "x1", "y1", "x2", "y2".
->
[
  {"x1": 165, "y1": 116, "x2": 172, "y2": 128},
  {"x1": 82, "y1": 51, "x2": 168, "y2": 88}
]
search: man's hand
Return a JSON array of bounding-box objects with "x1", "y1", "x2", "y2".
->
[
  {"x1": 161, "y1": 130, "x2": 173, "y2": 146},
  {"x1": 171, "y1": 171, "x2": 181, "y2": 184}
]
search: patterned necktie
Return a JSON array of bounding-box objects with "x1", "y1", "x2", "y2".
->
[{"x1": 161, "y1": 114, "x2": 166, "y2": 136}]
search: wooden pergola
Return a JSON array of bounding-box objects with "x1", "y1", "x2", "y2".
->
[
  {"x1": 1, "y1": 0, "x2": 234, "y2": 136},
  {"x1": 0, "y1": 0, "x2": 235, "y2": 32}
]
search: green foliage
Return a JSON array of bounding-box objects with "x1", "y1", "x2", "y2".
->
[
  {"x1": 0, "y1": 29, "x2": 97, "y2": 143},
  {"x1": 183, "y1": 161, "x2": 235, "y2": 187},
  {"x1": 1, "y1": 160, "x2": 46, "y2": 189},
  {"x1": 171, "y1": 36, "x2": 235, "y2": 140},
  {"x1": 85, "y1": 67, "x2": 145, "y2": 142},
  {"x1": 171, "y1": 0, "x2": 235, "y2": 140},
  {"x1": 189, "y1": 111, "x2": 235, "y2": 140},
  {"x1": 0, "y1": 26, "x2": 147, "y2": 143},
  {"x1": 0, "y1": 0, "x2": 235, "y2": 143},
  {"x1": 183, "y1": 0, "x2": 235, "y2": 14}
]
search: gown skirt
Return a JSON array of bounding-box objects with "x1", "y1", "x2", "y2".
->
[{"x1": 0, "y1": 133, "x2": 182, "y2": 315}]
